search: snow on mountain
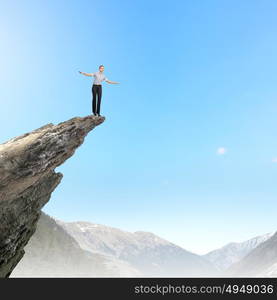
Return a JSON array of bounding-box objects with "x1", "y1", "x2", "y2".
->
[
  {"x1": 204, "y1": 232, "x2": 275, "y2": 271},
  {"x1": 225, "y1": 232, "x2": 277, "y2": 277}
]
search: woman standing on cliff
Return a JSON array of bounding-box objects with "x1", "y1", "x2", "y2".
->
[{"x1": 79, "y1": 65, "x2": 119, "y2": 116}]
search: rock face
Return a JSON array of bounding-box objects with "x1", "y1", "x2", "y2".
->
[{"x1": 0, "y1": 115, "x2": 104, "y2": 277}]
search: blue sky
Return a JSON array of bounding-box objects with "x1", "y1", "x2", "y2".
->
[{"x1": 1, "y1": 0, "x2": 277, "y2": 254}]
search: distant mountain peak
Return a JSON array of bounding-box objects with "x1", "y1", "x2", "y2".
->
[
  {"x1": 204, "y1": 231, "x2": 275, "y2": 271},
  {"x1": 226, "y1": 231, "x2": 277, "y2": 277}
]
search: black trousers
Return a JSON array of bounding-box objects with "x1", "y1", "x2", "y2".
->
[{"x1": 92, "y1": 84, "x2": 102, "y2": 115}]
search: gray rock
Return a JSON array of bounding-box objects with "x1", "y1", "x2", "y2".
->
[{"x1": 0, "y1": 115, "x2": 104, "y2": 277}]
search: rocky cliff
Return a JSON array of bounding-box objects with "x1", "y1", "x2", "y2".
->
[{"x1": 0, "y1": 115, "x2": 104, "y2": 277}]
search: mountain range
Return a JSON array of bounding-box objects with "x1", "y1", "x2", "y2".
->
[
  {"x1": 11, "y1": 212, "x2": 277, "y2": 277},
  {"x1": 56, "y1": 218, "x2": 217, "y2": 277}
]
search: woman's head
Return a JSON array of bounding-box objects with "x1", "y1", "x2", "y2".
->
[{"x1": 99, "y1": 65, "x2": 104, "y2": 72}]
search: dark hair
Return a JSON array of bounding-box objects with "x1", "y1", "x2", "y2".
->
[{"x1": 99, "y1": 65, "x2": 104, "y2": 69}]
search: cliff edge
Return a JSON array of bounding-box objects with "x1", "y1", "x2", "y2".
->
[{"x1": 0, "y1": 115, "x2": 104, "y2": 277}]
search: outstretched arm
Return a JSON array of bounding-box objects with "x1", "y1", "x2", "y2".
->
[
  {"x1": 106, "y1": 80, "x2": 120, "y2": 84},
  {"x1": 79, "y1": 71, "x2": 93, "y2": 77}
]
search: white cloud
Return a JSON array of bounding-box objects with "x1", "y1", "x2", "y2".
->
[
  {"x1": 272, "y1": 158, "x2": 277, "y2": 163},
  {"x1": 217, "y1": 147, "x2": 227, "y2": 155}
]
